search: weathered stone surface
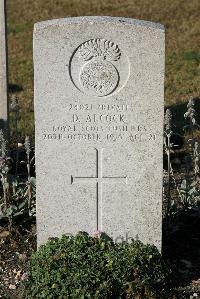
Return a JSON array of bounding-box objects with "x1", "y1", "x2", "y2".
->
[
  {"x1": 34, "y1": 16, "x2": 165, "y2": 250},
  {"x1": 0, "y1": 0, "x2": 8, "y2": 131}
]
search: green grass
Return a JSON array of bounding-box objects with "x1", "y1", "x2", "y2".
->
[{"x1": 7, "y1": 0, "x2": 200, "y2": 137}]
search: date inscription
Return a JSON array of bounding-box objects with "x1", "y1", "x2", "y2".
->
[{"x1": 42, "y1": 102, "x2": 158, "y2": 143}]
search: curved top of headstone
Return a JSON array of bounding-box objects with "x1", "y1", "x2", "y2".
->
[{"x1": 34, "y1": 16, "x2": 165, "y2": 32}]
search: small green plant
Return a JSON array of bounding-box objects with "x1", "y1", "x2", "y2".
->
[
  {"x1": 164, "y1": 108, "x2": 173, "y2": 214},
  {"x1": 179, "y1": 178, "x2": 200, "y2": 208},
  {"x1": 183, "y1": 51, "x2": 200, "y2": 63},
  {"x1": 182, "y1": 98, "x2": 200, "y2": 207},
  {"x1": 25, "y1": 232, "x2": 170, "y2": 299},
  {"x1": 163, "y1": 98, "x2": 200, "y2": 217},
  {"x1": 0, "y1": 130, "x2": 11, "y2": 211},
  {"x1": 0, "y1": 130, "x2": 36, "y2": 228}
]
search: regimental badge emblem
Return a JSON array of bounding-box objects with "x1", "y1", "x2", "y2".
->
[{"x1": 69, "y1": 38, "x2": 130, "y2": 97}]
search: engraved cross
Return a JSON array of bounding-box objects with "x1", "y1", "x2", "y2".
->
[{"x1": 71, "y1": 148, "x2": 128, "y2": 230}]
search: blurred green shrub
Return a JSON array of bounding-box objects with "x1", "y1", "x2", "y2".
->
[{"x1": 25, "y1": 232, "x2": 170, "y2": 299}]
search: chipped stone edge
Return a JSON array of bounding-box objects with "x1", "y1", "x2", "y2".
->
[{"x1": 34, "y1": 16, "x2": 165, "y2": 33}]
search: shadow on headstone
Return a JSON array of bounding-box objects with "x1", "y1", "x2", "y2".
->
[{"x1": 8, "y1": 83, "x2": 23, "y2": 93}]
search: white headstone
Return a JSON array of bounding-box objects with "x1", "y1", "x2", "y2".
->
[
  {"x1": 34, "y1": 17, "x2": 165, "y2": 251},
  {"x1": 0, "y1": 0, "x2": 8, "y2": 131}
]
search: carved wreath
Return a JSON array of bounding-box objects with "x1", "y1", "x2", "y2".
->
[{"x1": 78, "y1": 38, "x2": 121, "y2": 61}]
